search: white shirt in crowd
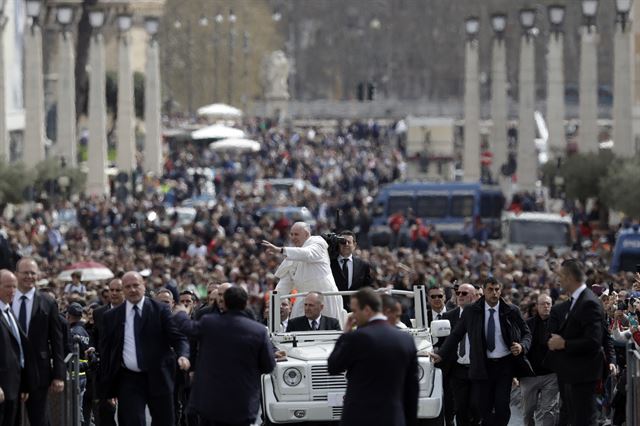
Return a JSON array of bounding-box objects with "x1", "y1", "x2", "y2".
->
[
  {"x1": 337, "y1": 255, "x2": 353, "y2": 288},
  {"x1": 123, "y1": 296, "x2": 145, "y2": 372},
  {"x1": 12, "y1": 287, "x2": 36, "y2": 333},
  {"x1": 485, "y1": 301, "x2": 510, "y2": 359}
]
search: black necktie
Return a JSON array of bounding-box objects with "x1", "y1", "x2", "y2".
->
[
  {"x1": 487, "y1": 308, "x2": 496, "y2": 352},
  {"x1": 133, "y1": 305, "x2": 144, "y2": 370},
  {"x1": 5, "y1": 308, "x2": 24, "y2": 368},
  {"x1": 342, "y1": 258, "x2": 349, "y2": 287},
  {"x1": 436, "y1": 313, "x2": 442, "y2": 320},
  {"x1": 18, "y1": 295, "x2": 28, "y2": 333},
  {"x1": 569, "y1": 297, "x2": 574, "y2": 310},
  {"x1": 458, "y1": 335, "x2": 466, "y2": 358},
  {"x1": 311, "y1": 319, "x2": 318, "y2": 330}
]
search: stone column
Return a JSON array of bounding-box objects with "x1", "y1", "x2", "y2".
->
[
  {"x1": 490, "y1": 36, "x2": 507, "y2": 184},
  {"x1": 116, "y1": 31, "x2": 136, "y2": 173},
  {"x1": 56, "y1": 30, "x2": 77, "y2": 167},
  {"x1": 547, "y1": 32, "x2": 566, "y2": 157},
  {"x1": 517, "y1": 34, "x2": 537, "y2": 191},
  {"x1": 144, "y1": 36, "x2": 162, "y2": 175},
  {"x1": 0, "y1": 18, "x2": 8, "y2": 161},
  {"x1": 613, "y1": 19, "x2": 634, "y2": 157},
  {"x1": 23, "y1": 23, "x2": 46, "y2": 167},
  {"x1": 463, "y1": 39, "x2": 480, "y2": 182},
  {"x1": 87, "y1": 33, "x2": 109, "y2": 196},
  {"x1": 578, "y1": 27, "x2": 599, "y2": 153}
]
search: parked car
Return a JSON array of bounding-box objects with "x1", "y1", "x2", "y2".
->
[
  {"x1": 262, "y1": 286, "x2": 449, "y2": 424},
  {"x1": 256, "y1": 178, "x2": 324, "y2": 196}
]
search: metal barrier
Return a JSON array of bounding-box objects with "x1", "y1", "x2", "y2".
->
[
  {"x1": 626, "y1": 339, "x2": 640, "y2": 426},
  {"x1": 62, "y1": 342, "x2": 82, "y2": 426}
]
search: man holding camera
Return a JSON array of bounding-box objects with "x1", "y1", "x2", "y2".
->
[{"x1": 262, "y1": 222, "x2": 345, "y2": 325}]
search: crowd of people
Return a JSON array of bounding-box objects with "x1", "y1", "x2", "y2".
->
[{"x1": 0, "y1": 120, "x2": 639, "y2": 425}]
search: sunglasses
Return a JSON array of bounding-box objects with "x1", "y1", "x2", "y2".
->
[
  {"x1": 429, "y1": 294, "x2": 444, "y2": 299},
  {"x1": 456, "y1": 291, "x2": 469, "y2": 296}
]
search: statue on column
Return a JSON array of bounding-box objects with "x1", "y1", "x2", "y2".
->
[{"x1": 261, "y1": 50, "x2": 290, "y2": 101}]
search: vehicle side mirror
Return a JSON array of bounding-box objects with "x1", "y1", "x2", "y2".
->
[{"x1": 430, "y1": 319, "x2": 451, "y2": 338}]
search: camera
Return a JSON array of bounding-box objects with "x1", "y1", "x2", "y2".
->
[{"x1": 322, "y1": 232, "x2": 347, "y2": 259}]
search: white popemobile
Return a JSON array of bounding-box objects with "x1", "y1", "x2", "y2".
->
[{"x1": 261, "y1": 286, "x2": 450, "y2": 425}]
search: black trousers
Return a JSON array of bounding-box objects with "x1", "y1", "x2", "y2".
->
[
  {"x1": 23, "y1": 387, "x2": 50, "y2": 426},
  {"x1": 450, "y1": 363, "x2": 480, "y2": 426},
  {"x1": 117, "y1": 370, "x2": 174, "y2": 426},
  {"x1": 563, "y1": 381, "x2": 598, "y2": 426},
  {"x1": 0, "y1": 399, "x2": 18, "y2": 426},
  {"x1": 96, "y1": 399, "x2": 117, "y2": 426},
  {"x1": 472, "y1": 355, "x2": 514, "y2": 426}
]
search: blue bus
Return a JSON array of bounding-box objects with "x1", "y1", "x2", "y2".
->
[
  {"x1": 610, "y1": 227, "x2": 640, "y2": 274},
  {"x1": 370, "y1": 182, "x2": 504, "y2": 246}
]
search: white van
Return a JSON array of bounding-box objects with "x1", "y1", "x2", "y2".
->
[{"x1": 502, "y1": 212, "x2": 573, "y2": 255}]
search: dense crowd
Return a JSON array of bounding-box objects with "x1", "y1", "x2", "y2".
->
[{"x1": 0, "y1": 120, "x2": 639, "y2": 425}]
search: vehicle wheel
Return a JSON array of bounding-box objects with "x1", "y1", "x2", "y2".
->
[{"x1": 417, "y1": 410, "x2": 444, "y2": 426}]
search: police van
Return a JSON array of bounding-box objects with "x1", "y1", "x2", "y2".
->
[{"x1": 610, "y1": 227, "x2": 640, "y2": 274}]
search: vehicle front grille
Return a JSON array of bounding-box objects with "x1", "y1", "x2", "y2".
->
[
  {"x1": 332, "y1": 406, "x2": 342, "y2": 419},
  {"x1": 310, "y1": 365, "x2": 347, "y2": 390}
]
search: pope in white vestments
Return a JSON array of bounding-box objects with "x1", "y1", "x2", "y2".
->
[{"x1": 262, "y1": 222, "x2": 345, "y2": 325}]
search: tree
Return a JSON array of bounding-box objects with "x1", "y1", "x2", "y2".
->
[
  {"x1": 0, "y1": 160, "x2": 35, "y2": 208},
  {"x1": 557, "y1": 151, "x2": 615, "y2": 205},
  {"x1": 600, "y1": 157, "x2": 640, "y2": 218}
]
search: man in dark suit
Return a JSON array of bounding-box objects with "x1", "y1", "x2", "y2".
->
[
  {"x1": 328, "y1": 287, "x2": 419, "y2": 426},
  {"x1": 440, "y1": 283, "x2": 480, "y2": 426},
  {"x1": 432, "y1": 277, "x2": 532, "y2": 426},
  {"x1": 173, "y1": 285, "x2": 275, "y2": 425},
  {"x1": 99, "y1": 271, "x2": 190, "y2": 426},
  {"x1": 12, "y1": 258, "x2": 65, "y2": 426},
  {"x1": 426, "y1": 284, "x2": 448, "y2": 327},
  {"x1": 330, "y1": 231, "x2": 372, "y2": 309},
  {"x1": 0, "y1": 270, "x2": 31, "y2": 426},
  {"x1": 286, "y1": 292, "x2": 341, "y2": 332},
  {"x1": 546, "y1": 259, "x2": 604, "y2": 426},
  {"x1": 91, "y1": 278, "x2": 124, "y2": 426}
]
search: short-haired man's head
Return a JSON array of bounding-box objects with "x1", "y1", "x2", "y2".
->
[
  {"x1": 381, "y1": 294, "x2": 402, "y2": 325},
  {"x1": 290, "y1": 222, "x2": 311, "y2": 247},
  {"x1": 352, "y1": 287, "x2": 382, "y2": 313},
  {"x1": 339, "y1": 230, "x2": 356, "y2": 240},
  {"x1": 304, "y1": 292, "x2": 324, "y2": 320},
  {"x1": 338, "y1": 230, "x2": 357, "y2": 257},
  {"x1": 428, "y1": 284, "x2": 445, "y2": 309},
  {"x1": 561, "y1": 259, "x2": 584, "y2": 283},
  {"x1": 224, "y1": 286, "x2": 248, "y2": 311}
]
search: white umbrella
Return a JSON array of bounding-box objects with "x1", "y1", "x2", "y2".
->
[
  {"x1": 57, "y1": 261, "x2": 114, "y2": 282},
  {"x1": 191, "y1": 124, "x2": 245, "y2": 140},
  {"x1": 197, "y1": 103, "x2": 243, "y2": 119},
  {"x1": 209, "y1": 138, "x2": 260, "y2": 153}
]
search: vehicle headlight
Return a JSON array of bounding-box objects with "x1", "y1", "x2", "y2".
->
[
  {"x1": 283, "y1": 367, "x2": 303, "y2": 387},
  {"x1": 417, "y1": 364, "x2": 425, "y2": 381}
]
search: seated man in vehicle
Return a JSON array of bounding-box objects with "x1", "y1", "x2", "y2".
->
[{"x1": 286, "y1": 292, "x2": 341, "y2": 332}]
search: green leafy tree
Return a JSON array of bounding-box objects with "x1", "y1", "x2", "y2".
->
[
  {"x1": 600, "y1": 157, "x2": 640, "y2": 218},
  {"x1": 557, "y1": 151, "x2": 615, "y2": 205},
  {"x1": 0, "y1": 160, "x2": 35, "y2": 208}
]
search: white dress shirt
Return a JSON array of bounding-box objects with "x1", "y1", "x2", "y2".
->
[
  {"x1": 1, "y1": 300, "x2": 24, "y2": 367},
  {"x1": 485, "y1": 301, "x2": 510, "y2": 358},
  {"x1": 12, "y1": 287, "x2": 36, "y2": 333},
  {"x1": 430, "y1": 307, "x2": 446, "y2": 327},
  {"x1": 570, "y1": 284, "x2": 587, "y2": 310},
  {"x1": 280, "y1": 318, "x2": 289, "y2": 332},
  {"x1": 338, "y1": 255, "x2": 353, "y2": 288},
  {"x1": 368, "y1": 313, "x2": 387, "y2": 323},
  {"x1": 308, "y1": 315, "x2": 322, "y2": 330},
  {"x1": 456, "y1": 308, "x2": 471, "y2": 365},
  {"x1": 123, "y1": 297, "x2": 145, "y2": 372}
]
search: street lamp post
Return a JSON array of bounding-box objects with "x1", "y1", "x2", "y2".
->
[
  {"x1": 462, "y1": 16, "x2": 481, "y2": 183},
  {"x1": 578, "y1": 0, "x2": 600, "y2": 153},
  {"x1": 0, "y1": 0, "x2": 8, "y2": 162},
  {"x1": 143, "y1": 16, "x2": 162, "y2": 176},
  {"x1": 489, "y1": 12, "x2": 508, "y2": 185},
  {"x1": 242, "y1": 30, "x2": 249, "y2": 112},
  {"x1": 86, "y1": 7, "x2": 109, "y2": 196},
  {"x1": 116, "y1": 12, "x2": 136, "y2": 174},
  {"x1": 547, "y1": 4, "x2": 567, "y2": 158},
  {"x1": 227, "y1": 8, "x2": 236, "y2": 105},
  {"x1": 517, "y1": 8, "x2": 538, "y2": 191},
  {"x1": 613, "y1": 0, "x2": 634, "y2": 157},
  {"x1": 24, "y1": 0, "x2": 46, "y2": 167},
  {"x1": 54, "y1": 1, "x2": 80, "y2": 168}
]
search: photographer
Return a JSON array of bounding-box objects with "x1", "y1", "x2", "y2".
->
[
  {"x1": 330, "y1": 230, "x2": 373, "y2": 310},
  {"x1": 262, "y1": 222, "x2": 345, "y2": 325}
]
